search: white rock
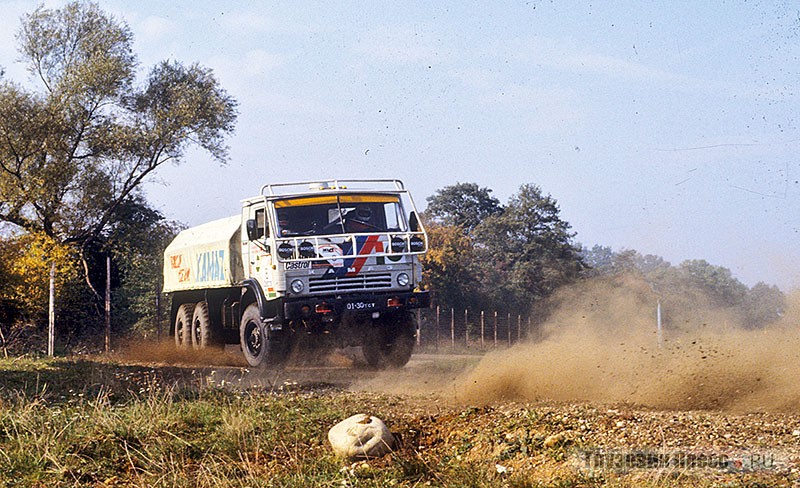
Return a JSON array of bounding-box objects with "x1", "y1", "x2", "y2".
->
[{"x1": 328, "y1": 414, "x2": 395, "y2": 460}]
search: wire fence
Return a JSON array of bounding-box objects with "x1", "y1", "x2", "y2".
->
[{"x1": 414, "y1": 306, "x2": 532, "y2": 352}]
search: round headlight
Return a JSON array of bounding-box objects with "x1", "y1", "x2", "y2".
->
[
  {"x1": 397, "y1": 272, "x2": 410, "y2": 287},
  {"x1": 291, "y1": 279, "x2": 304, "y2": 293}
]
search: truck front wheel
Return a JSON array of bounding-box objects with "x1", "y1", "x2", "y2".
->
[
  {"x1": 174, "y1": 303, "x2": 194, "y2": 350},
  {"x1": 363, "y1": 312, "x2": 416, "y2": 369},
  {"x1": 239, "y1": 304, "x2": 289, "y2": 367}
]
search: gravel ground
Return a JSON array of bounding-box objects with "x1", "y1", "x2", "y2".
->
[{"x1": 117, "y1": 347, "x2": 800, "y2": 486}]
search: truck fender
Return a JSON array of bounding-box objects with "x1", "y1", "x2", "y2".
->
[{"x1": 240, "y1": 278, "x2": 277, "y2": 321}]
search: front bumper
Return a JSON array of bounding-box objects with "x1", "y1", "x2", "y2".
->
[{"x1": 283, "y1": 290, "x2": 430, "y2": 320}]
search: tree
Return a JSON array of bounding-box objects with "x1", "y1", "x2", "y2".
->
[
  {"x1": 418, "y1": 219, "x2": 479, "y2": 311},
  {"x1": 473, "y1": 183, "x2": 584, "y2": 310},
  {"x1": 742, "y1": 282, "x2": 785, "y2": 328},
  {"x1": 425, "y1": 182, "x2": 503, "y2": 233},
  {"x1": 0, "y1": 1, "x2": 237, "y2": 296},
  {"x1": 98, "y1": 194, "x2": 181, "y2": 337},
  {"x1": 675, "y1": 259, "x2": 748, "y2": 309}
]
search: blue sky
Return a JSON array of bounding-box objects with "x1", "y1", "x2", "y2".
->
[{"x1": 1, "y1": 1, "x2": 798, "y2": 289}]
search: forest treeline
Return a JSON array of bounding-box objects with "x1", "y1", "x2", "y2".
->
[
  {"x1": 0, "y1": 180, "x2": 787, "y2": 354},
  {"x1": 421, "y1": 182, "x2": 785, "y2": 331}
]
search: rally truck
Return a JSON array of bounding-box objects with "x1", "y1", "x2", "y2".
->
[{"x1": 163, "y1": 179, "x2": 429, "y2": 368}]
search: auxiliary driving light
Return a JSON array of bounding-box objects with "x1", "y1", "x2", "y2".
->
[
  {"x1": 278, "y1": 242, "x2": 294, "y2": 259},
  {"x1": 390, "y1": 236, "x2": 406, "y2": 253},
  {"x1": 298, "y1": 241, "x2": 316, "y2": 258}
]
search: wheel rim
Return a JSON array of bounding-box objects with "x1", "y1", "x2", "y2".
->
[
  {"x1": 244, "y1": 321, "x2": 262, "y2": 356},
  {"x1": 193, "y1": 316, "x2": 203, "y2": 349}
]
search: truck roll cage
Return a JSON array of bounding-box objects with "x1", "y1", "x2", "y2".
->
[
  {"x1": 261, "y1": 179, "x2": 406, "y2": 196},
  {"x1": 274, "y1": 231, "x2": 428, "y2": 263}
]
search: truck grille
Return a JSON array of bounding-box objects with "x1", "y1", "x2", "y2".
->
[{"x1": 308, "y1": 273, "x2": 393, "y2": 293}]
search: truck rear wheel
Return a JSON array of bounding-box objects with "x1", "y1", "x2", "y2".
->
[
  {"x1": 239, "y1": 304, "x2": 289, "y2": 367},
  {"x1": 174, "y1": 303, "x2": 194, "y2": 349},
  {"x1": 191, "y1": 301, "x2": 216, "y2": 350},
  {"x1": 363, "y1": 312, "x2": 416, "y2": 369}
]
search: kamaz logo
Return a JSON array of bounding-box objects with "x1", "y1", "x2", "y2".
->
[{"x1": 197, "y1": 250, "x2": 225, "y2": 282}]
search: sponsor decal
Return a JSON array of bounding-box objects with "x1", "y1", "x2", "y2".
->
[
  {"x1": 169, "y1": 254, "x2": 183, "y2": 269},
  {"x1": 317, "y1": 243, "x2": 344, "y2": 267},
  {"x1": 322, "y1": 235, "x2": 384, "y2": 277},
  {"x1": 196, "y1": 250, "x2": 226, "y2": 282},
  {"x1": 178, "y1": 268, "x2": 191, "y2": 283},
  {"x1": 169, "y1": 254, "x2": 191, "y2": 282}
]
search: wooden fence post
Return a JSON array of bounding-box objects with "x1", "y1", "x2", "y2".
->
[
  {"x1": 435, "y1": 305, "x2": 440, "y2": 351},
  {"x1": 450, "y1": 308, "x2": 455, "y2": 349},
  {"x1": 493, "y1": 311, "x2": 498, "y2": 347},
  {"x1": 480, "y1": 311, "x2": 485, "y2": 349},
  {"x1": 464, "y1": 309, "x2": 469, "y2": 347}
]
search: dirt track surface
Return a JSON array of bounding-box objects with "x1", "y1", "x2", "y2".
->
[{"x1": 109, "y1": 346, "x2": 800, "y2": 484}]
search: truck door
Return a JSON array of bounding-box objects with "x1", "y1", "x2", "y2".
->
[{"x1": 243, "y1": 204, "x2": 274, "y2": 296}]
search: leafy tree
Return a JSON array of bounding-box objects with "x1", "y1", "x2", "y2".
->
[
  {"x1": 98, "y1": 194, "x2": 181, "y2": 337},
  {"x1": 580, "y1": 245, "x2": 616, "y2": 276},
  {"x1": 0, "y1": 231, "x2": 89, "y2": 352},
  {"x1": 742, "y1": 282, "x2": 785, "y2": 328},
  {"x1": 0, "y1": 1, "x2": 237, "y2": 297},
  {"x1": 581, "y1": 246, "x2": 670, "y2": 279},
  {"x1": 473, "y1": 183, "x2": 584, "y2": 310},
  {"x1": 675, "y1": 259, "x2": 748, "y2": 309},
  {"x1": 418, "y1": 219, "x2": 479, "y2": 311},
  {"x1": 425, "y1": 182, "x2": 503, "y2": 233},
  {"x1": 578, "y1": 246, "x2": 786, "y2": 330}
]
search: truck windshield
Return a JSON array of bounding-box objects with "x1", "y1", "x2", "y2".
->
[{"x1": 273, "y1": 194, "x2": 407, "y2": 237}]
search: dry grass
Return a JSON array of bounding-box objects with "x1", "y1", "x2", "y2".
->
[{"x1": 0, "y1": 356, "x2": 797, "y2": 487}]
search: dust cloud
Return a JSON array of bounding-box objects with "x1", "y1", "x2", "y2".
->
[
  {"x1": 454, "y1": 277, "x2": 800, "y2": 413},
  {"x1": 116, "y1": 339, "x2": 247, "y2": 367}
]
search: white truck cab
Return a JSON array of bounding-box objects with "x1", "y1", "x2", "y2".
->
[{"x1": 163, "y1": 179, "x2": 429, "y2": 368}]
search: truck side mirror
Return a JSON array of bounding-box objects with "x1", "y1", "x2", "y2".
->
[
  {"x1": 246, "y1": 219, "x2": 261, "y2": 241},
  {"x1": 409, "y1": 211, "x2": 420, "y2": 232}
]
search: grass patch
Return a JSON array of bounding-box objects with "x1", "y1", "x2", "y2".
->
[{"x1": 0, "y1": 357, "x2": 796, "y2": 487}]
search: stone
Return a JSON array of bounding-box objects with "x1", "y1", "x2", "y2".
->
[
  {"x1": 543, "y1": 431, "x2": 569, "y2": 448},
  {"x1": 328, "y1": 414, "x2": 395, "y2": 460}
]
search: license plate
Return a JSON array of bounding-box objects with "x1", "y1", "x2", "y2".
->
[{"x1": 346, "y1": 301, "x2": 376, "y2": 311}]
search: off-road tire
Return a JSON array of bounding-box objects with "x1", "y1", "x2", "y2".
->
[
  {"x1": 239, "y1": 303, "x2": 290, "y2": 368},
  {"x1": 191, "y1": 301, "x2": 217, "y2": 350},
  {"x1": 174, "y1": 303, "x2": 194, "y2": 350}
]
